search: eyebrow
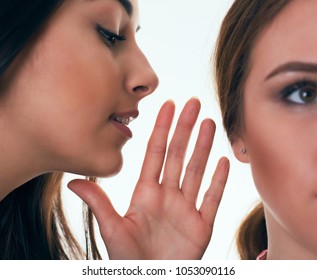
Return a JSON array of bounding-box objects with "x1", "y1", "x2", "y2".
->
[
  {"x1": 265, "y1": 62, "x2": 317, "y2": 81},
  {"x1": 87, "y1": 0, "x2": 133, "y2": 16},
  {"x1": 117, "y1": 0, "x2": 133, "y2": 16}
]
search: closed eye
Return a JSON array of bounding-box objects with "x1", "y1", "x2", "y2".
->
[{"x1": 96, "y1": 24, "x2": 126, "y2": 48}]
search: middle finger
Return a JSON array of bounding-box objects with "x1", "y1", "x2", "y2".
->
[{"x1": 161, "y1": 98, "x2": 201, "y2": 189}]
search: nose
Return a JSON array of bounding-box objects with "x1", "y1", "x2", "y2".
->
[{"x1": 124, "y1": 47, "x2": 159, "y2": 99}]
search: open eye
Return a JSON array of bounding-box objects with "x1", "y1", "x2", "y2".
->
[
  {"x1": 96, "y1": 25, "x2": 125, "y2": 48},
  {"x1": 281, "y1": 80, "x2": 317, "y2": 105}
]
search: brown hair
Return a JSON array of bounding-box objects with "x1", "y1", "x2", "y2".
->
[
  {"x1": 0, "y1": 173, "x2": 101, "y2": 259},
  {"x1": 214, "y1": 0, "x2": 290, "y2": 259}
]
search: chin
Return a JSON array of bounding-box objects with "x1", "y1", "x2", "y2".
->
[
  {"x1": 85, "y1": 154, "x2": 124, "y2": 178},
  {"x1": 63, "y1": 149, "x2": 124, "y2": 178},
  {"x1": 99, "y1": 162, "x2": 123, "y2": 178}
]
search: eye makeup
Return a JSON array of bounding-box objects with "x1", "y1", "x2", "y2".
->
[
  {"x1": 96, "y1": 24, "x2": 126, "y2": 47},
  {"x1": 280, "y1": 79, "x2": 317, "y2": 105}
]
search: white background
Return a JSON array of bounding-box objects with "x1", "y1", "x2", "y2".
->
[{"x1": 62, "y1": 0, "x2": 260, "y2": 260}]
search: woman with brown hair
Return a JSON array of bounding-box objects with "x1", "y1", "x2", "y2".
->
[
  {"x1": 0, "y1": 0, "x2": 229, "y2": 259},
  {"x1": 215, "y1": 0, "x2": 317, "y2": 259}
]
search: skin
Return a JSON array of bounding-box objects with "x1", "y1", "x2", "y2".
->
[
  {"x1": 233, "y1": 0, "x2": 317, "y2": 259},
  {"x1": 0, "y1": 0, "x2": 158, "y2": 197},
  {"x1": 0, "y1": 0, "x2": 230, "y2": 259},
  {"x1": 70, "y1": 99, "x2": 229, "y2": 259}
]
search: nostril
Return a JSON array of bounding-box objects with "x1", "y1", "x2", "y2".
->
[{"x1": 133, "y1": 85, "x2": 149, "y2": 94}]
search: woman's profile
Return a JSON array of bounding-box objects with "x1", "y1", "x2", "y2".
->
[{"x1": 0, "y1": 0, "x2": 229, "y2": 259}]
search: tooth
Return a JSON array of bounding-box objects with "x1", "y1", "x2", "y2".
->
[
  {"x1": 115, "y1": 117, "x2": 129, "y2": 125},
  {"x1": 126, "y1": 117, "x2": 134, "y2": 125},
  {"x1": 113, "y1": 116, "x2": 135, "y2": 125}
]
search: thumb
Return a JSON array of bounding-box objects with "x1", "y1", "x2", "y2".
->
[{"x1": 67, "y1": 179, "x2": 121, "y2": 239}]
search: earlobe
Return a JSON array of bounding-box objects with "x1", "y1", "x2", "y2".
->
[{"x1": 232, "y1": 138, "x2": 250, "y2": 163}]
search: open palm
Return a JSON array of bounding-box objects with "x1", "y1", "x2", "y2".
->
[{"x1": 68, "y1": 98, "x2": 229, "y2": 259}]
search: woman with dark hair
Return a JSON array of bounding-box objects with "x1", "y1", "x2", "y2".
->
[
  {"x1": 0, "y1": 0, "x2": 229, "y2": 259},
  {"x1": 215, "y1": 0, "x2": 317, "y2": 259}
]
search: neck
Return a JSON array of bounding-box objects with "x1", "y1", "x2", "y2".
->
[
  {"x1": 0, "y1": 123, "x2": 50, "y2": 201},
  {"x1": 265, "y1": 208, "x2": 317, "y2": 260},
  {"x1": 0, "y1": 150, "x2": 47, "y2": 201}
]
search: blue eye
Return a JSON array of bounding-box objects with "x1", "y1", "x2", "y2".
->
[
  {"x1": 281, "y1": 80, "x2": 317, "y2": 105},
  {"x1": 96, "y1": 25, "x2": 125, "y2": 47}
]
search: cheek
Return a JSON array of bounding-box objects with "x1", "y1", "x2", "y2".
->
[
  {"x1": 245, "y1": 120, "x2": 290, "y2": 202},
  {"x1": 28, "y1": 26, "x2": 120, "y2": 132},
  {"x1": 40, "y1": 33, "x2": 117, "y2": 107},
  {"x1": 14, "y1": 30, "x2": 124, "y2": 173},
  {"x1": 244, "y1": 105, "x2": 317, "y2": 219},
  {"x1": 243, "y1": 97, "x2": 302, "y2": 209}
]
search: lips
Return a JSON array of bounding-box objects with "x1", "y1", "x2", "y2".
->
[{"x1": 109, "y1": 110, "x2": 139, "y2": 138}]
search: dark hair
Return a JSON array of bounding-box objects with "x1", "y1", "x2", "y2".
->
[
  {"x1": 1, "y1": 0, "x2": 59, "y2": 75},
  {"x1": 0, "y1": 0, "x2": 101, "y2": 259},
  {"x1": 214, "y1": 0, "x2": 290, "y2": 259}
]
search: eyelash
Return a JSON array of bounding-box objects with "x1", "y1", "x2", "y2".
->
[
  {"x1": 280, "y1": 79, "x2": 317, "y2": 105},
  {"x1": 96, "y1": 24, "x2": 126, "y2": 47}
]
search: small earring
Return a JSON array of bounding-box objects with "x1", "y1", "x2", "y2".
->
[{"x1": 241, "y1": 148, "x2": 247, "y2": 154}]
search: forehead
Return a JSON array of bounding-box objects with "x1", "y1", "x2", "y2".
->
[
  {"x1": 249, "y1": 0, "x2": 317, "y2": 77},
  {"x1": 84, "y1": 0, "x2": 139, "y2": 29}
]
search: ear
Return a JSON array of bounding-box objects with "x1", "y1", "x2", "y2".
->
[{"x1": 231, "y1": 137, "x2": 250, "y2": 163}]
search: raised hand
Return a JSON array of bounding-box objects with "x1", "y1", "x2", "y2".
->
[{"x1": 68, "y1": 98, "x2": 229, "y2": 259}]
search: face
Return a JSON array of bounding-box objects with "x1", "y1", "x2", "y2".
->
[
  {"x1": 235, "y1": 0, "x2": 317, "y2": 258},
  {"x1": 1, "y1": 0, "x2": 158, "y2": 177}
]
